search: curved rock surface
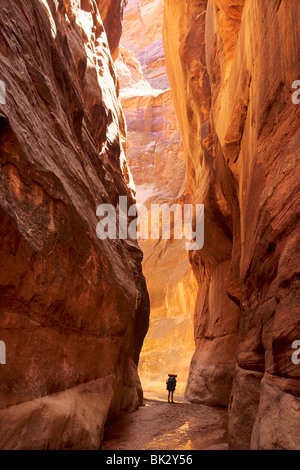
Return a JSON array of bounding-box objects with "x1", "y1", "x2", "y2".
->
[
  {"x1": 163, "y1": 0, "x2": 300, "y2": 449},
  {"x1": 0, "y1": 0, "x2": 149, "y2": 449},
  {"x1": 1, "y1": 0, "x2": 299, "y2": 451},
  {"x1": 97, "y1": 0, "x2": 127, "y2": 60}
]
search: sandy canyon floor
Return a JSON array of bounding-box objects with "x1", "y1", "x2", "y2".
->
[{"x1": 102, "y1": 393, "x2": 228, "y2": 450}]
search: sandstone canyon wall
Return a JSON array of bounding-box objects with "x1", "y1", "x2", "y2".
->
[
  {"x1": 116, "y1": 0, "x2": 198, "y2": 395},
  {"x1": 0, "y1": 0, "x2": 149, "y2": 449},
  {"x1": 163, "y1": 0, "x2": 300, "y2": 449}
]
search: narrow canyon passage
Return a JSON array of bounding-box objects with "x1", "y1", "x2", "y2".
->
[
  {"x1": 102, "y1": 1, "x2": 228, "y2": 451},
  {"x1": 102, "y1": 393, "x2": 228, "y2": 450},
  {"x1": 0, "y1": 0, "x2": 299, "y2": 451},
  {"x1": 116, "y1": 0, "x2": 197, "y2": 397},
  {"x1": 102, "y1": 3, "x2": 222, "y2": 450}
]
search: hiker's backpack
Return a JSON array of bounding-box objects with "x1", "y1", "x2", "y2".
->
[{"x1": 166, "y1": 376, "x2": 176, "y2": 390}]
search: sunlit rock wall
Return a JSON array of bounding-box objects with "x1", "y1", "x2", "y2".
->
[
  {"x1": 117, "y1": 0, "x2": 197, "y2": 395},
  {"x1": 120, "y1": 0, "x2": 168, "y2": 89},
  {"x1": 0, "y1": 0, "x2": 149, "y2": 449},
  {"x1": 163, "y1": 0, "x2": 300, "y2": 449}
]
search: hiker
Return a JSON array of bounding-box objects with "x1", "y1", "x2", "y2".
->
[{"x1": 166, "y1": 374, "x2": 177, "y2": 403}]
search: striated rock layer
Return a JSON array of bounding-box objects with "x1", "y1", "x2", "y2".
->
[
  {"x1": 117, "y1": 0, "x2": 197, "y2": 395},
  {"x1": 163, "y1": 0, "x2": 300, "y2": 448},
  {"x1": 0, "y1": 0, "x2": 149, "y2": 449}
]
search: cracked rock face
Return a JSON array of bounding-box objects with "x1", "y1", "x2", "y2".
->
[
  {"x1": 0, "y1": 0, "x2": 149, "y2": 449},
  {"x1": 163, "y1": 0, "x2": 300, "y2": 449}
]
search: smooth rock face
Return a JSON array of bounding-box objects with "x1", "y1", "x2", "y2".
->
[
  {"x1": 163, "y1": 0, "x2": 300, "y2": 449},
  {"x1": 0, "y1": 0, "x2": 149, "y2": 449},
  {"x1": 117, "y1": 0, "x2": 197, "y2": 395}
]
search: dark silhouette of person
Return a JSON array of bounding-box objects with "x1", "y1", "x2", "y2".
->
[{"x1": 166, "y1": 374, "x2": 177, "y2": 403}]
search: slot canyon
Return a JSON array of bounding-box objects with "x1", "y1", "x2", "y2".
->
[{"x1": 0, "y1": 0, "x2": 299, "y2": 451}]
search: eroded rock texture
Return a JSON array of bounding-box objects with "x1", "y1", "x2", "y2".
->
[
  {"x1": 117, "y1": 0, "x2": 197, "y2": 394},
  {"x1": 163, "y1": 0, "x2": 300, "y2": 449},
  {"x1": 0, "y1": 0, "x2": 149, "y2": 449},
  {"x1": 120, "y1": 0, "x2": 168, "y2": 89}
]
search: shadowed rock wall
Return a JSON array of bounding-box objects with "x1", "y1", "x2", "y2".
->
[{"x1": 0, "y1": 0, "x2": 149, "y2": 449}]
